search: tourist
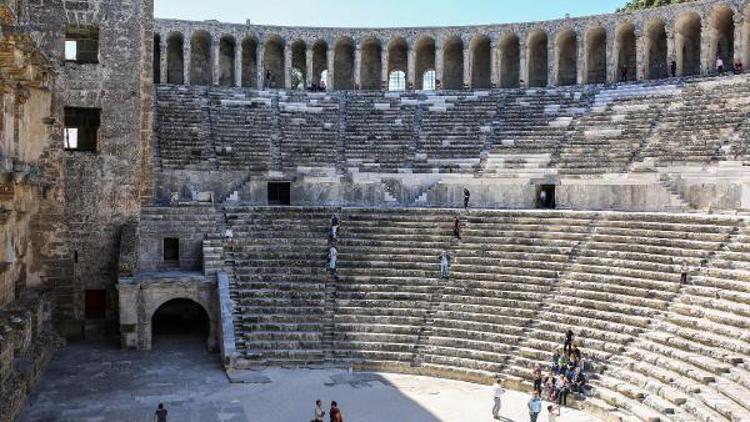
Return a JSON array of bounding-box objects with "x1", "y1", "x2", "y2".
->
[
  {"x1": 328, "y1": 245, "x2": 338, "y2": 275},
  {"x1": 547, "y1": 404, "x2": 561, "y2": 422},
  {"x1": 330, "y1": 214, "x2": 340, "y2": 241},
  {"x1": 734, "y1": 60, "x2": 743, "y2": 74},
  {"x1": 532, "y1": 364, "x2": 543, "y2": 392},
  {"x1": 329, "y1": 401, "x2": 344, "y2": 422},
  {"x1": 439, "y1": 251, "x2": 451, "y2": 278},
  {"x1": 464, "y1": 188, "x2": 471, "y2": 209},
  {"x1": 620, "y1": 65, "x2": 627, "y2": 82},
  {"x1": 679, "y1": 262, "x2": 689, "y2": 284},
  {"x1": 528, "y1": 390, "x2": 542, "y2": 422},
  {"x1": 549, "y1": 349, "x2": 561, "y2": 373},
  {"x1": 453, "y1": 216, "x2": 461, "y2": 240},
  {"x1": 716, "y1": 56, "x2": 725, "y2": 75},
  {"x1": 556, "y1": 374, "x2": 570, "y2": 406},
  {"x1": 563, "y1": 329, "x2": 574, "y2": 354},
  {"x1": 313, "y1": 399, "x2": 325, "y2": 422},
  {"x1": 491, "y1": 378, "x2": 506, "y2": 419},
  {"x1": 558, "y1": 352, "x2": 571, "y2": 374},
  {"x1": 224, "y1": 228, "x2": 234, "y2": 240},
  {"x1": 265, "y1": 69, "x2": 274, "y2": 88},
  {"x1": 154, "y1": 403, "x2": 168, "y2": 422},
  {"x1": 670, "y1": 60, "x2": 677, "y2": 77},
  {"x1": 571, "y1": 367, "x2": 587, "y2": 393}
]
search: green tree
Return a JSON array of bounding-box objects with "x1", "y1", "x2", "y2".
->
[{"x1": 618, "y1": 0, "x2": 695, "y2": 12}]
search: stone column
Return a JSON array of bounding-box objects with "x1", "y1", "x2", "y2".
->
[
  {"x1": 257, "y1": 44, "x2": 265, "y2": 89},
  {"x1": 327, "y1": 48, "x2": 335, "y2": 91},
  {"x1": 159, "y1": 35, "x2": 167, "y2": 84},
  {"x1": 734, "y1": 14, "x2": 744, "y2": 65},
  {"x1": 435, "y1": 41, "x2": 444, "y2": 89},
  {"x1": 234, "y1": 42, "x2": 242, "y2": 87},
  {"x1": 635, "y1": 29, "x2": 645, "y2": 81},
  {"x1": 212, "y1": 37, "x2": 220, "y2": 86},
  {"x1": 666, "y1": 27, "x2": 676, "y2": 75},
  {"x1": 306, "y1": 47, "x2": 314, "y2": 87},
  {"x1": 183, "y1": 36, "x2": 192, "y2": 85},
  {"x1": 354, "y1": 45, "x2": 362, "y2": 89},
  {"x1": 701, "y1": 21, "x2": 712, "y2": 75},
  {"x1": 606, "y1": 32, "x2": 616, "y2": 83},
  {"x1": 577, "y1": 35, "x2": 585, "y2": 85},
  {"x1": 490, "y1": 41, "x2": 499, "y2": 88},
  {"x1": 548, "y1": 39, "x2": 557, "y2": 87},
  {"x1": 381, "y1": 47, "x2": 389, "y2": 89},
  {"x1": 407, "y1": 46, "x2": 416, "y2": 90},
  {"x1": 519, "y1": 38, "x2": 528, "y2": 88},
  {"x1": 284, "y1": 43, "x2": 293, "y2": 89},
  {"x1": 463, "y1": 45, "x2": 471, "y2": 88}
]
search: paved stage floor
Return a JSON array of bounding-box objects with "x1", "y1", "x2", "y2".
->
[{"x1": 22, "y1": 336, "x2": 602, "y2": 422}]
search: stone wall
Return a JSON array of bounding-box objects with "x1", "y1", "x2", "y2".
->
[
  {"x1": 155, "y1": 0, "x2": 750, "y2": 90},
  {"x1": 22, "y1": 0, "x2": 154, "y2": 337}
]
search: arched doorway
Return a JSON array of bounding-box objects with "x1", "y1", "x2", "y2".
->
[
  {"x1": 470, "y1": 34, "x2": 492, "y2": 89},
  {"x1": 499, "y1": 33, "x2": 520, "y2": 88},
  {"x1": 151, "y1": 298, "x2": 210, "y2": 347},
  {"x1": 388, "y1": 37, "x2": 409, "y2": 89},
  {"x1": 219, "y1": 35, "x2": 236, "y2": 87},
  {"x1": 360, "y1": 37, "x2": 382, "y2": 90},
  {"x1": 241, "y1": 37, "x2": 258, "y2": 88},
  {"x1": 645, "y1": 20, "x2": 668, "y2": 79},
  {"x1": 443, "y1": 36, "x2": 464, "y2": 90},
  {"x1": 166, "y1": 32, "x2": 184, "y2": 85},
  {"x1": 556, "y1": 29, "x2": 578, "y2": 86},
  {"x1": 675, "y1": 12, "x2": 702, "y2": 76},
  {"x1": 334, "y1": 37, "x2": 355, "y2": 90},
  {"x1": 312, "y1": 40, "x2": 328, "y2": 90},
  {"x1": 527, "y1": 30, "x2": 548, "y2": 87},
  {"x1": 264, "y1": 35, "x2": 285, "y2": 89},
  {"x1": 615, "y1": 23, "x2": 637, "y2": 82},
  {"x1": 709, "y1": 5, "x2": 735, "y2": 71},
  {"x1": 414, "y1": 37, "x2": 435, "y2": 90},
  {"x1": 291, "y1": 40, "x2": 307, "y2": 90},
  {"x1": 585, "y1": 27, "x2": 607, "y2": 84},
  {"x1": 190, "y1": 31, "x2": 212, "y2": 85}
]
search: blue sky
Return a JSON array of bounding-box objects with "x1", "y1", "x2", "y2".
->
[{"x1": 155, "y1": 0, "x2": 626, "y2": 27}]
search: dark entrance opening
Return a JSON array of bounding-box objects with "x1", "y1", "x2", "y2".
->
[
  {"x1": 163, "y1": 237, "x2": 179, "y2": 265},
  {"x1": 536, "y1": 185, "x2": 556, "y2": 209},
  {"x1": 268, "y1": 181, "x2": 291, "y2": 205},
  {"x1": 85, "y1": 289, "x2": 107, "y2": 320},
  {"x1": 152, "y1": 299, "x2": 209, "y2": 342}
]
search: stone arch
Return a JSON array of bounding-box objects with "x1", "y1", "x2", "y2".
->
[
  {"x1": 414, "y1": 36, "x2": 436, "y2": 90},
  {"x1": 527, "y1": 30, "x2": 548, "y2": 87},
  {"x1": 312, "y1": 40, "x2": 328, "y2": 89},
  {"x1": 645, "y1": 19, "x2": 668, "y2": 79},
  {"x1": 241, "y1": 36, "x2": 258, "y2": 88},
  {"x1": 708, "y1": 5, "x2": 735, "y2": 68},
  {"x1": 388, "y1": 37, "x2": 409, "y2": 82},
  {"x1": 166, "y1": 32, "x2": 184, "y2": 84},
  {"x1": 334, "y1": 37, "x2": 355, "y2": 90},
  {"x1": 360, "y1": 37, "x2": 382, "y2": 90},
  {"x1": 190, "y1": 31, "x2": 212, "y2": 85},
  {"x1": 585, "y1": 27, "x2": 607, "y2": 84},
  {"x1": 219, "y1": 35, "x2": 236, "y2": 87},
  {"x1": 153, "y1": 34, "x2": 161, "y2": 84},
  {"x1": 264, "y1": 35, "x2": 285, "y2": 88},
  {"x1": 149, "y1": 297, "x2": 214, "y2": 350},
  {"x1": 443, "y1": 36, "x2": 464, "y2": 90},
  {"x1": 556, "y1": 29, "x2": 578, "y2": 86},
  {"x1": 675, "y1": 12, "x2": 702, "y2": 76},
  {"x1": 615, "y1": 22, "x2": 637, "y2": 81},
  {"x1": 499, "y1": 33, "x2": 520, "y2": 88},
  {"x1": 291, "y1": 39, "x2": 307, "y2": 89},
  {"x1": 470, "y1": 34, "x2": 492, "y2": 89}
]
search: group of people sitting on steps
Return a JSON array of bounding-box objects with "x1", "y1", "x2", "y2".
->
[
  {"x1": 532, "y1": 330, "x2": 589, "y2": 407},
  {"x1": 327, "y1": 214, "x2": 339, "y2": 277}
]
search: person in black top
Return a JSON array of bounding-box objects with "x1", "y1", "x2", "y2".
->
[
  {"x1": 564, "y1": 329, "x2": 574, "y2": 354},
  {"x1": 154, "y1": 403, "x2": 167, "y2": 422},
  {"x1": 464, "y1": 188, "x2": 471, "y2": 209}
]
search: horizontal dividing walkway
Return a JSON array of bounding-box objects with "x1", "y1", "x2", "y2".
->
[{"x1": 219, "y1": 206, "x2": 748, "y2": 421}]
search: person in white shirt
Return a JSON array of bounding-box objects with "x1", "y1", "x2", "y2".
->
[
  {"x1": 313, "y1": 399, "x2": 325, "y2": 422},
  {"x1": 491, "y1": 378, "x2": 506, "y2": 419},
  {"x1": 717, "y1": 57, "x2": 725, "y2": 75},
  {"x1": 328, "y1": 245, "x2": 337, "y2": 275}
]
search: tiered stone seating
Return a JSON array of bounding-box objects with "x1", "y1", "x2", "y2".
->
[
  {"x1": 155, "y1": 85, "x2": 213, "y2": 169},
  {"x1": 567, "y1": 214, "x2": 739, "y2": 421},
  {"x1": 596, "y1": 219, "x2": 749, "y2": 421},
  {"x1": 333, "y1": 208, "x2": 456, "y2": 368},
  {"x1": 556, "y1": 85, "x2": 675, "y2": 174},
  {"x1": 639, "y1": 77, "x2": 750, "y2": 165},
  {"x1": 223, "y1": 207, "x2": 332, "y2": 366},
  {"x1": 422, "y1": 210, "x2": 597, "y2": 382},
  {"x1": 415, "y1": 92, "x2": 499, "y2": 172},
  {"x1": 278, "y1": 93, "x2": 340, "y2": 169},
  {"x1": 344, "y1": 93, "x2": 417, "y2": 172},
  {"x1": 208, "y1": 89, "x2": 273, "y2": 171}
]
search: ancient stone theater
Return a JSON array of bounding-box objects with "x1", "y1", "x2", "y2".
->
[{"x1": 1, "y1": 0, "x2": 750, "y2": 420}]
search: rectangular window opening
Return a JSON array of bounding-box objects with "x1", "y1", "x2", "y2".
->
[
  {"x1": 163, "y1": 237, "x2": 179, "y2": 263},
  {"x1": 268, "y1": 182, "x2": 291, "y2": 206},
  {"x1": 84, "y1": 289, "x2": 106, "y2": 320},
  {"x1": 64, "y1": 107, "x2": 100, "y2": 152},
  {"x1": 65, "y1": 26, "x2": 99, "y2": 64}
]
